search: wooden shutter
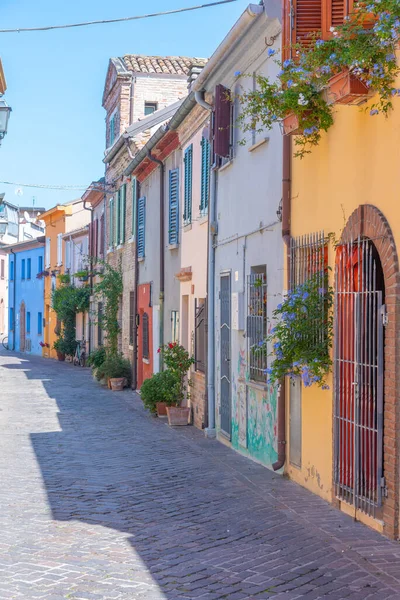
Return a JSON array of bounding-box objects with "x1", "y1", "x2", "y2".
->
[
  {"x1": 109, "y1": 197, "x2": 114, "y2": 247},
  {"x1": 94, "y1": 218, "x2": 98, "y2": 259},
  {"x1": 283, "y1": 0, "x2": 322, "y2": 58},
  {"x1": 116, "y1": 188, "x2": 121, "y2": 245},
  {"x1": 100, "y1": 213, "x2": 105, "y2": 256},
  {"x1": 169, "y1": 168, "x2": 179, "y2": 245},
  {"x1": 129, "y1": 291, "x2": 134, "y2": 345},
  {"x1": 200, "y1": 138, "x2": 210, "y2": 213},
  {"x1": 184, "y1": 145, "x2": 193, "y2": 224},
  {"x1": 142, "y1": 312, "x2": 149, "y2": 359},
  {"x1": 120, "y1": 184, "x2": 126, "y2": 244},
  {"x1": 214, "y1": 84, "x2": 231, "y2": 158},
  {"x1": 137, "y1": 196, "x2": 146, "y2": 258},
  {"x1": 131, "y1": 177, "x2": 137, "y2": 237},
  {"x1": 88, "y1": 221, "x2": 93, "y2": 257}
]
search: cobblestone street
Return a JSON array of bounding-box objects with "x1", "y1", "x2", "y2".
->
[{"x1": 2, "y1": 352, "x2": 400, "y2": 599}]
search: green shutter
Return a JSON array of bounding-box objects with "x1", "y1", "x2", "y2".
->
[
  {"x1": 109, "y1": 197, "x2": 114, "y2": 247},
  {"x1": 116, "y1": 189, "x2": 121, "y2": 244},
  {"x1": 184, "y1": 145, "x2": 193, "y2": 224},
  {"x1": 200, "y1": 138, "x2": 210, "y2": 213},
  {"x1": 120, "y1": 184, "x2": 126, "y2": 244},
  {"x1": 131, "y1": 177, "x2": 137, "y2": 238},
  {"x1": 168, "y1": 169, "x2": 179, "y2": 245},
  {"x1": 137, "y1": 196, "x2": 146, "y2": 258}
]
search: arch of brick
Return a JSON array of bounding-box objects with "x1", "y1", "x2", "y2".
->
[{"x1": 338, "y1": 204, "x2": 400, "y2": 539}]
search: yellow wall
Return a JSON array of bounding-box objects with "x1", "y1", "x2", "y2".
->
[
  {"x1": 42, "y1": 209, "x2": 67, "y2": 359},
  {"x1": 286, "y1": 92, "x2": 400, "y2": 501}
]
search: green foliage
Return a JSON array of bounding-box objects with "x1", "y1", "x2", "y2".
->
[
  {"x1": 159, "y1": 343, "x2": 195, "y2": 405},
  {"x1": 238, "y1": 1, "x2": 400, "y2": 157},
  {"x1": 86, "y1": 346, "x2": 106, "y2": 369},
  {"x1": 140, "y1": 370, "x2": 180, "y2": 413},
  {"x1": 57, "y1": 273, "x2": 71, "y2": 285},
  {"x1": 52, "y1": 283, "x2": 90, "y2": 357},
  {"x1": 93, "y1": 260, "x2": 123, "y2": 357},
  {"x1": 265, "y1": 274, "x2": 334, "y2": 388},
  {"x1": 74, "y1": 270, "x2": 89, "y2": 280},
  {"x1": 96, "y1": 353, "x2": 132, "y2": 386}
]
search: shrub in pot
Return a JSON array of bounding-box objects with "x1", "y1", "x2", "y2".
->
[
  {"x1": 159, "y1": 343, "x2": 195, "y2": 426},
  {"x1": 100, "y1": 353, "x2": 132, "y2": 391},
  {"x1": 140, "y1": 370, "x2": 180, "y2": 416},
  {"x1": 53, "y1": 338, "x2": 66, "y2": 361}
]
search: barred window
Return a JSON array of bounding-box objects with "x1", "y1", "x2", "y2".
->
[
  {"x1": 290, "y1": 231, "x2": 327, "y2": 288},
  {"x1": 142, "y1": 312, "x2": 149, "y2": 360},
  {"x1": 247, "y1": 267, "x2": 267, "y2": 382},
  {"x1": 195, "y1": 299, "x2": 206, "y2": 373},
  {"x1": 171, "y1": 310, "x2": 179, "y2": 344}
]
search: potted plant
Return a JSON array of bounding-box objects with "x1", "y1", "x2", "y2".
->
[
  {"x1": 100, "y1": 353, "x2": 132, "y2": 391},
  {"x1": 140, "y1": 370, "x2": 180, "y2": 416},
  {"x1": 36, "y1": 270, "x2": 49, "y2": 279},
  {"x1": 57, "y1": 273, "x2": 71, "y2": 285},
  {"x1": 75, "y1": 270, "x2": 89, "y2": 282},
  {"x1": 87, "y1": 346, "x2": 106, "y2": 381},
  {"x1": 53, "y1": 338, "x2": 66, "y2": 361},
  {"x1": 159, "y1": 343, "x2": 195, "y2": 426}
]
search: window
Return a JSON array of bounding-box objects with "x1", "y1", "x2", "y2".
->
[
  {"x1": 26, "y1": 311, "x2": 31, "y2": 334},
  {"x1": 142, "y1": 312, "x2": 149, "y2": 359},
  {"x1": 108, "y1": 109, "x2": 119, "y2": 146},
  {"x1": 0, "y1": 259, "x2": 4, "y2": 280},
  {"x1": 57, "y1": 233, "x2": 62, "y2": 266},
  {"x1": 38, "y1": 312, "x2": 43, "y2": 335},
  {"x1": 131, "y1": 177, "x2": 137, "y2": 238},
  {"x1": 195, "y1": 299, "x2": 206, "y2": 372},
  {"x1": 9, "y1": 307, "x2": 14, "y2": 331},
  {"x1": 184, "y1": 145, "x2": 193, "y2": 225},
  {"x1": 247, "y1": 267, "x2": 267, "y2": 382},
  {"x1": 21, "y1": 259, "x2": 26, "y2": 280},
  {"x1": 27, "y1": 258, "x2": 31, "y2": 280},
  {"x1": 200, "y1": 138, "x2": 211, "y2": 214},
  {"x1": 65, "y1": 240, "x2": 71, "y2": 270},
  {"x1": 97, "y1": 302, "x2": 103, "y2": 346},
  {"x1": 144, "y1": 102, "x2": 158, "y2": 116},
  {"x1": 109, "y1": 196, "x2": 115, "y2": 247},
  {"x1": 171, "y1": 310, "x2": 179, "y2": 344},
  {"x1": 117, "y1": 184, "x2": 126, "y2": 245},
  {"x1": 10, "y1": 260, "x2": 14, "y2": 281},
  {"x1": 129, "y1": 292, "x2": 135, "y2": 346},
  {"x1": 214, "y1": 84, "x2": 233, "y2": 160},
  {"x1": 45, "y1": 238, "x2": 50, "y2": 268},
  {"x1": 38, "y1": 255, "x2": 43, "y2": 274},
  {"x1": 168, "y1": 168, "x2": 179, "y2": 245},
  {"x1": 137, "y1": 196, "x2": 146, "y2": 258}
]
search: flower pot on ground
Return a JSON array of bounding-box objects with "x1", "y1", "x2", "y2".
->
[
  {"x1": 140, "y1": 369, "x2": 181, "y2": 415},
  {"x1": 156, "y1": 402, "x2": 168, "y2": 416},
  {"x1": 56, "y1": 351, "x2": 65, "y2": 362},
  {"x1": 109, "y1": 377, "x2": 125, "y2": 391},
  {"x1": 100, "y1": 353, "x2": 132, "y2": 391},
  {"x1": 166, "y1": 406, "x2": 191, "y2": 426},
  {"x1": 322, "y1": 71, "x2": 373, "y2": 106}
]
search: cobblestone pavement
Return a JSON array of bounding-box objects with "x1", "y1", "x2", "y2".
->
[{"x1": 2, "y1": 353, "x2": 400, "y2": 600}]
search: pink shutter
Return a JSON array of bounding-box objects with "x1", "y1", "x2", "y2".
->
[
  {"x1": 100, "y1": 213, "x2": 105, "y2": 257},
  {"x1": 213, "y1": 84, "x2": 231, "y2": 158}
]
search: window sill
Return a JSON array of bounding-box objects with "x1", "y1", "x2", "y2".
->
[
  {"x1": 219, "y1": 159, "x2": 233, "y2": 173},
  {"x1": 183, "y1": 223, "x2": 192, "y2": 233},
  {"x1": 248, "y1": 137, "x2": 269, "y2": 153},
  {"x1": 198, "y1": 214, "x2": 208, "y2": 226},
  {"x1": 142, "y1": 357, "x2": 150, "y2": 364},
  {"x1": 246, "y1": 379, "x2": 268, "y2": 392},
  {"x1": 168, "y1": 243, "x2": 179, "y2": 250},
  {"x1": 138, "y1": 256, "x2": 145, "y2": 263}
]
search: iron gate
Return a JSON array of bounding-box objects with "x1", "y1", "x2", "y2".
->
[
  {"x1": 334, "y1": 238, "x2": 384, "y2": 517},
  {"x1": 220, "y1": 274, "x2": 231, "y2": 437}
]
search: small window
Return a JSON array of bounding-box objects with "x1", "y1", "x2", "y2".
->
[
  {"x1": 38, "y1": 312, "x2": 43, "y2": 335},
  {"x1": 27, "y1": 258, "x2": 31, "y2": 280},
  {"x1": 247, "y1": 266, "x2": 267, "y2": 382},
  {"x1": 38, "y1": 255, "x2": 43, "y2": 274},
  {"x1": 26, "y1": 311, "x2": 31, "y2": 334},
  {"x1": 0, "y1": 259, "x2": 4, "y2": 280},
  {"x1": 129, "y1": 292, "x2": 135, "y2": 346},
  {"x1": 9, "y1": 307, "x2": 14, "y2": 331},
  {"x1": 144, "y1": 102, "x2": 158, "y2": 116},
  {"x1": 142, "y1": 312, "x2": 149, "y2": 359},
  {"x1": 108, "y1": 109, "x2": 119, "y2": 146},
  {"x1": 21, "y1": 259, "x2": 26, "y2": 280},
  {"x1": 171, "y1": 310, "x2": 179, "y2": 344},
  {"x1": 10, "y1": 260, "x2": 14, "y2": 281}
]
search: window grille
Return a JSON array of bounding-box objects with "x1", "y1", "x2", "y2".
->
[
  {"x1": 171, "y1": 310, "x2": 179, "y2": 344},
  {"x1": 247, "y1": 270, "x2": 267, "y2": 382},
  {"x1": 142, "y1": 312, "x2": 149, "y2": 359},
  {"x1": 195, "y1": 299, "x2": 206, "y2": 373}
]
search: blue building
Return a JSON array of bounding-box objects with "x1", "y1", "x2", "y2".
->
[{"x1": 6, "y1": 237, "x2": 45, "y2": 354}]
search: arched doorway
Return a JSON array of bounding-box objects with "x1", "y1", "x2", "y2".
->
[
  {"x1": 19, "y1": 301, "x2": 26, "y2": 352},
  {"x1": 334, "y1": 205, "x2": 400, "y2": 538}
]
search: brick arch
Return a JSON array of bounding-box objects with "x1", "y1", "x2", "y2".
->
[{"x1": 339, "y1": 204, "x2": 400, "y2": 539}]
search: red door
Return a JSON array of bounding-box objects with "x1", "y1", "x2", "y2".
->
[{"x1": 137, "y1": 283, "x2": 153, "y2": 389}]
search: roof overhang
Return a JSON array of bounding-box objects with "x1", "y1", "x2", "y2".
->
[
  {"x1": 39, "y1": 204, "x2": 72, "y2": 222},
  {"x1": 131, "y1": 130, "x2": 180, "y2": 183},
  {"x1": 81, "y1": 181, "x2": 105, "y2": 208},
  {"x1": 2, "y1": 236, "x2": 45, "y2": 253}
]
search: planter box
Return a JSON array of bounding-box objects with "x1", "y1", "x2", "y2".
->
[
  {"x1": 166, "y1": 406, "x2": 191, "y2": 426},
  {"x1": 323, "y1": 71, "x2": 373, "y2": 106},
  {"x1": 156, "y1": 402, "x2": 168, "y2": 417},
  {"x1": 110, "y1": 377, "x2": 125, "y2": 391},
  {"x1": 282, "y1": 113, "x2": 303, "y2": 135}
]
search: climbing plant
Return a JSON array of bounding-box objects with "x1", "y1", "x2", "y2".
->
[
  {"x1": 93, "y1": 260, "x2": 123, "y2": 357},
  {"x1": 237, "y1": 0, "x2": 400, "y2": 156},
  {"x1": 52, "y1": 283, "x2": 90, "y2": 356}
]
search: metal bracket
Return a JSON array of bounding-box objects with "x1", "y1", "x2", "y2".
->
[{"x1": 381, "y1": 305, "x2": 388, "y2": 327}]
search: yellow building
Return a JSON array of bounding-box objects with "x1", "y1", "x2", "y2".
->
[{"x1": 40, "y1": 200, "x2": 90, "y2": 359}]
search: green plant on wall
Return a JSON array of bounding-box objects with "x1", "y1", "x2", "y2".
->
[
  {"x1": 93, "y1": 260, "x2": 123, "y2": 357},
  {"x1": 237, "y1": 0, "x2": 400, "y2": 156},
  {"x1": 52, "y1": 282, "x2": 90, "y2": 356}
]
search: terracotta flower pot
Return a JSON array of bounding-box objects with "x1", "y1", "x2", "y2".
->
[
  {"x1": 166, "y1": 406, "x2": 191, "y2": 426},
  {"x1": 156, "y1": 402, "x2": 168, "y2": 417},
  {"x1": 56, "y1": 351, "x2": 65, "y2": 362},
  {"x1": 282, "y1": 111, "x2": 312, "y2": 135},
  {"x1": 323, "y1": 71, "x2": 373, "y2": 106},
  {"x1": 110, "y1": 377, "x2": 125, "y2": 391}
]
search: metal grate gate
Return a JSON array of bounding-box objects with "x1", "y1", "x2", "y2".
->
[
  {"x1": 220, "y1": 274, "x2": 231, "y2": 437},
  {"x1": 334, "y1": 237, "x2": 384, "y2": 517}
]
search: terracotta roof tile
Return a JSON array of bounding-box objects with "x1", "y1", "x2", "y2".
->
[{"x1": 121, "y1": 55, "x2": 207, "y2": 76}]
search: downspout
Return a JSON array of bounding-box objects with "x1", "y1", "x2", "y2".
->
[
  {"x1": 132, "y1": 178, "x2": 140, "y2": 389},
  {"x1": 147, "y1": 151, "x2": 165, "y2": 371},
  {"x1": 83, "y1": 200, "x2": 93, "y2": 354},
  {"x1": 272, "y1": 134, "x2": 291, "y2": 472},
  {"x1": 10, "y1": 248, "x2": 16, "y2": 350},
  {"x1": 195, "y1": 90, "x2": 216, "y2": 437}
]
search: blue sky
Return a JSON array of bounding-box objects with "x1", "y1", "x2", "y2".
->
[{"x1": 0, "y1": 0, "x2": 249, "y2": 209}]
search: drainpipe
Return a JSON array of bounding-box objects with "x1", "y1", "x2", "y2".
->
[
  {"x1": 132, "y1": 178, "x2": 140, "y2": 389},
  {"x1": 195, "y1": 90, "x2": 216, "y2": 437},
  {"x1": 147, "y1": 150, "x2": 165, "y2": 371},
  {"x1": 83, "y1": 199, "x2": 93, "y2": 354},
  {"x1": 272, "y1": 134, "x2": 291, "y2": 472},
  {"x1": 10, "y1": 248, "x2": 16, "y2": 350}
]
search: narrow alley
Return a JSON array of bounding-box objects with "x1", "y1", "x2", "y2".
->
[{"x1": 1, "y1": 351, "x2": 400, "y2": 600}]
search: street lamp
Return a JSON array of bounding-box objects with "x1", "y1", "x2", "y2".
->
[{"x1": 0, "y1": 97, "x2": 11, "y2": 143}]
